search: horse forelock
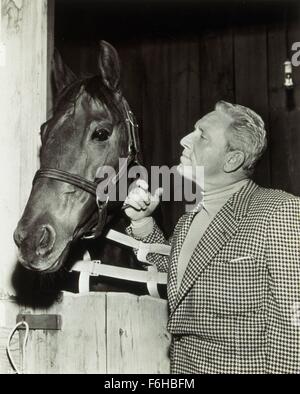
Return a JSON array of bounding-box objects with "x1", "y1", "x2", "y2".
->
[
  {"x1": 83, "y1": 76, "x2": 124, "y2": 121},
  {"x1": 54, "y1": 75, "x2": 124, "y2": 123}
]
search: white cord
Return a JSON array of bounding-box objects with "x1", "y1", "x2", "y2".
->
[{"x1": 6, "y1": 321, "x2": 30, "y2": 374}]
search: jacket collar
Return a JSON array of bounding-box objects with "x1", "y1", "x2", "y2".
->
[
  {"x1": 230, "y1": 179, "x2": 258, "y2": 219},
  {"x1": 168, "y1": 179, "x2": 259, "y2": 314}
]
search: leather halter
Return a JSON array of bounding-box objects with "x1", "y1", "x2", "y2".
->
[{"x1": 33, "y1": 97, "x2": 140, "y2": 240}]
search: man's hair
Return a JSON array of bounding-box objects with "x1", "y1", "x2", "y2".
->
[{"x1": 215, "y1": 101, "x2": 267, "y2": 174}]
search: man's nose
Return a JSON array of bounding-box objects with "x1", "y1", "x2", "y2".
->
[{"x1": 180, "y1": 133, "x2": 193, "y2": 149}]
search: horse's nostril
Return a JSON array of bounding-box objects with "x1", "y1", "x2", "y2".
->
[
  {"x1": 13, "y1": 228, "x2": 26, "y2": 248},
  {"x1": 39, "y1": 227, "x2": 50, "y2": 248},
  {"x1": 35, "y1": 225, "x2": 56, "y2": 257}
]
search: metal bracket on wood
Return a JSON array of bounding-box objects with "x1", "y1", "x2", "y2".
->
[{"x1": 16, "y1": 314, "x2": 62, "y2": 331}]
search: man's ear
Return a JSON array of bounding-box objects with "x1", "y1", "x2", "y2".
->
[
  {"x1": 223, "y1": 151, "x2": 245, "y2": 173},
  {"x1": 98, "y1": 40, "x2": 121, "y2": 93}
]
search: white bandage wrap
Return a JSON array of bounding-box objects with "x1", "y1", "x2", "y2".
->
[
  {"x1": 106, "y1": 229, "x2": 171, "y2": 264},
  {"x1": 131, "y1": 217, "x2": 154, "y2": 238}
]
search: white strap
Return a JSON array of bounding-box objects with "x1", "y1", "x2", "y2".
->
[
  {"x1": 77, "y1": 251, "x2": 92, "y2": 294},
  {"x1": 146, "y1": 266, "x2": 160, "y2": 298},
  {"x1": 106, "y1": 229, "x2": 171, "y2": 264},
  {"x1": 71, "y1": 261, "x2": 167, "y2": 288},
  {"x1": 74, "y1": 230, "x2": 170, "y2": 297},
  {"x1": 78, "y1": 272, "x2": 90, "y2": 294},
  {"x1": 137, "y1": 243, "x2": 150, "y2": 263}
]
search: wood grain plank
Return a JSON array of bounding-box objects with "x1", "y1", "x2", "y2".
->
[
  {"x1": 0, "y1": 298, "x2": 21, "y2": 374},
  {"x1": 284, "y1": 4, "x2": 300, "y2": 196},
  {"x1": 141, "y1": 39, "x2": 171, "y2": 169},
  {"x1": 169, "y1": 37, "x2": 201, "y2": 164},
  {"x1": 267, "y1": 15, "x2": 293, "y2": 192},
  {"x1": 140, "y1": 39, "x2": 175, "y2": 234},
  {"x1": 0, "y1": 0, "x2": 48, "y2": 294},
  {"x1": 234, "y1": 24, "x2": 271, "y2": 187},
  {"x1": 17, "y1": 293, "x2": 169, "y2": 374},
  {"x1": 106, "y1": 293, "x2": 170, "y2": 374},
  {"x1": 199, "y1": 28, "x2": 235, "y2": 115},
  {"x1": 0, "y1": 328, "x2": 19, "y2": 374},
  {"x1": 21, "y1": 293, "x2": 107, "y2": 374},
  {"x1": 167, "y1": 37, "x2": 201, "y2": 233}
]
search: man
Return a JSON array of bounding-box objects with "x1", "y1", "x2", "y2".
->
[{"x1": 125, "y1": 101, "x2": 300, "y2": 374}]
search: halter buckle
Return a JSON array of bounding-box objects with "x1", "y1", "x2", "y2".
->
[{"x1": 124, "y1": 101, "x2": 140, "y2": 157}]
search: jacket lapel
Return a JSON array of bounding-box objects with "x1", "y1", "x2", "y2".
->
[
  {"x1": 170, "y1": 180, "x2": 259, "y2": 316},
  {"x1": 167, "y1": 210, "x2": 198, "y2": 311}
]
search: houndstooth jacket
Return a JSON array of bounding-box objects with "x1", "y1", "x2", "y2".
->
[{"x1": 127, "y1": 180, "x2": 300, "y2": 374}]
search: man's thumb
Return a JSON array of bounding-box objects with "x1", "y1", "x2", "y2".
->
[{"x1": 153, "y1": 187, "x2": 164, "y2": 202}]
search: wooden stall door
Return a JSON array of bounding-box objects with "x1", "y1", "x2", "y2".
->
[{"x1": 19, "y1": 293, "x2": 170, "y2": 374}]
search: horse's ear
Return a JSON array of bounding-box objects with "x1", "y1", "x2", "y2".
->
[
  {"x1": 52, "y1": 48, "x2": 77, "y2": 98},
  {"x1": 98, "y1": 41, "x2": 121, "y2": 92}
]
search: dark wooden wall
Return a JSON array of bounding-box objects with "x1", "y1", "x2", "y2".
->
[{"x1": 55, "y1": 0, "x2": 300, "y2": 235}]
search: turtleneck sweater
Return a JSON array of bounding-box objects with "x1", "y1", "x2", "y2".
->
[{"x1": 176, "y1": 179, "x2": 249, "y2": 290}]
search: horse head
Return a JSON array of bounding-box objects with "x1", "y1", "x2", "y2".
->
[{"x1": 14, "y1": 41, "x2": 137, "y2": 274}]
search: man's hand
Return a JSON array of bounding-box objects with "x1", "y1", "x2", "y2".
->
[{"x1": 124, "y1": 180, "x2": 163, "y2": 223}]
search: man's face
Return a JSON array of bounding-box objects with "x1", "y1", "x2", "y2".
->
[{"x1": 177, "y1": 110, "x2": 233, "y2": 183}]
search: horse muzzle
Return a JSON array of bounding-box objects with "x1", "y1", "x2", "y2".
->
[{"x1": 13, "y1": 223, "x2": 61, "y2": 272}]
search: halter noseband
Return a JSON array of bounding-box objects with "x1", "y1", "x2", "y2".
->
[{"x1": 33, "y1": 97, "x2": 140, "y2": 240}]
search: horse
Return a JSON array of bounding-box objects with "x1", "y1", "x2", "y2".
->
[{"x1": 13, "y1": 41, "x2": 163, "y2": 305}]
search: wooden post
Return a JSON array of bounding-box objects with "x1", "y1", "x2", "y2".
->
[
  {"x1": 0, "y1": 0, "x2": 49, "y2": 373},
  {"x1": 106, "y1": 293, "x2": 171, "y2": 374},
  {"x1": 0, "y1": 0, "x2": 48, "y2": 296}
]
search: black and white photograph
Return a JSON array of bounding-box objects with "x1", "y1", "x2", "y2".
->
[{"x1": 0, "y1": 0, "x2": 300, "y2": 376}]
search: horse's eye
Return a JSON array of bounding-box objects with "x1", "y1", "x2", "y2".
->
[{"x1": 91, "y1": 128, "x2": 110, "y2": 142}]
